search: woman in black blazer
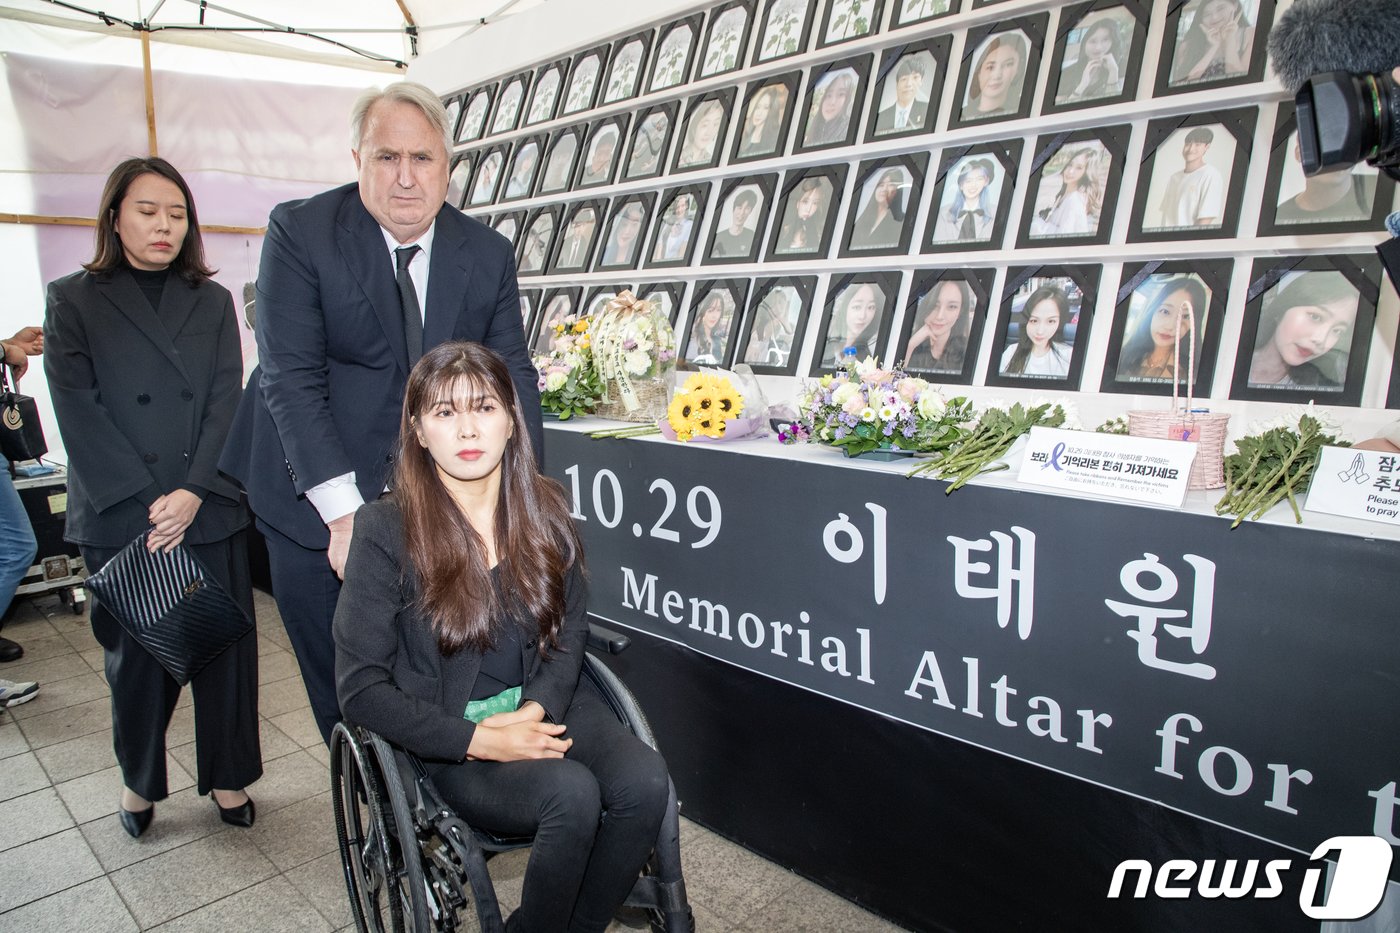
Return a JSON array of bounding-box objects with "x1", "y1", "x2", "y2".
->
[
  {"x1": 335, "y1": 342, "x2": 670, "y2": 933},
  {"x1": 44, "y1": 158, "x2": 260, "y2": 837}
]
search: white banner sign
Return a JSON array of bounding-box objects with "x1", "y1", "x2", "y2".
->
[
  {"x1": 1018, "y1": 427, "x2": 1197, "y2": 507},
  {"x1": 1305, "y1": 446, "x2": 1400, "y2": 525}
]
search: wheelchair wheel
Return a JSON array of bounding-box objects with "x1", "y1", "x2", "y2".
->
[{"x1": 331, "y1": 724, "x2": 432, "y2": 932}]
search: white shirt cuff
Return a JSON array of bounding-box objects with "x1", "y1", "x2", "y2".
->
[{"x1": 305, "y1": 472, "x2": 364, "y2": 524}]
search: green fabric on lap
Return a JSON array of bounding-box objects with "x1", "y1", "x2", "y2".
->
[{"x1": 465, "y1": 685, "x2": 522, "y2": 723}]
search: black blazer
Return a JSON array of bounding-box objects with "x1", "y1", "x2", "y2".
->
[
  {"x1": 333, "y1": 499, "x2": 588, "y2": 763},
  {"x1": 218, "y1": 184, "x2": 543, "y2": 550},
  {"x1": 43, "y1": 268, "x2": 247, "y2": 549}
]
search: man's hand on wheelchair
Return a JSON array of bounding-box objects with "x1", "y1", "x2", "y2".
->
[{"x1": 467, "y1": 701, "x2": 573, "y2": 761}]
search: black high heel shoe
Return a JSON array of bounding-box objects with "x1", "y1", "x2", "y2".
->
[
  {"x1": 118, "y1": 805, "x2": 153, "y2": 838},
  {"x1": 211, "y1": 792, "x2": 255, "y2": 828}
]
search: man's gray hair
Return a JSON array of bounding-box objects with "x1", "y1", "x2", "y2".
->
[{"x1": 350, "y1": 82, "x2": 452, "y2": 155}]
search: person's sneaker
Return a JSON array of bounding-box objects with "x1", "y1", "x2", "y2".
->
[
  {"x1": 0, "y1": 679, "x2": 39, "y2": 708},
  {"x1": 0, "y1": 637, "x2": 22, "y2": 663}
]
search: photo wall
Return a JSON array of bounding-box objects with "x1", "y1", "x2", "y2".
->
[{"x1": 439, "y1": 0, "x2": 1400, "y2": 410}]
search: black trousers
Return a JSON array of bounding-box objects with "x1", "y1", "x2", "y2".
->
[
  {"x1": 257, "y1": 519, "x2": 342, "y2": 744},
  {"x1": 83, "y1": 532, "x2": 262, "y2": 801},
  {"x1": 428, "y1": 686, "x2": 670, "y2": 933}
]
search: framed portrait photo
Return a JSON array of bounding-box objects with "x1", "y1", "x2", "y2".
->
[
  {"x1": 532, "y1": 287, "x2": 583, "y2": 355},
  {"x1": 796, "y1": 56, "x2": 871, "y2": 152},
  {"x1": 537, "y1": 125, "x2": 585, "y2": 197},
  {"x1": 518, "y1": 288, "x2": 541, "y2": 344},
  {"x1": 491, "y1": 210, "x2": 526, "y2": 251},
  {"x1": 897, "y1": 268, "x2": 994, "y2": 383},
  {"x1": 500, "y1": 136, "x2": 545, "y2": 202},
  {"x1": 731, "y1": 72, "x2": 799, "y2": 164},
  {"x1": 639, "y1": 281, "x2": 686, "y2": 327},
  {"x1": 923, "y1": 140, "x2": 1022, "y2": 253},
  {"x1": 517, "y1": 205, "x2": 561, "y2": 277},
  {"x1": 1229, "y1": 255, "x2": 1381, "y2": 407},
  {"x1": 985, "y1": 266, "x2": 1100, "y2": 389},
  {"x1": 525, "y1": 59, "x2": 568, "y2": 126},
  {"x1": 865, "y1": 37, "x2": 950, "y2": 142},
  {"x1": 595, "y1": 193, "x2": 656, "y2": 273},
  {"x1": 576, "y1": 116, "x2": 629, "y2": 190},
  {"x1": 621, "y1": 101, "x2": 679, "y2": 182},
  {"x1": 465, "y1": 144, "x2": 508, "y2": 208},
  {"x1": 443, "y1": 96, "x2": 461, "y2": 141},
  {"x1": 649, "y1": 15, "x2": 703, "y2": 93},
  {"x1": 819, "y1": 0, "x2": 885, "y2": 48},
  {"x1": 810, "y1": 272, "x2": 903, "y2": 375},
  {"x1": 603, "y1": 31, "x2": 653, "y2": 105},
  {"x1": 647, "y1": 184, "x2": 710, "y2": 269},
  {"x1": 840, "y1": 153, "x2": 927, "y2": 258},
  {"x1": 949, "y1": 14, "x2": 1048, "y2": 130},
  {"x1": 1042, "y1": 2, "x2": 1147, "y2": 115},
  {"x1": 734, "y1": 276, "x2": 816, "y2": 375},
  {"x1": 1257, "y1": 102, "x2": 1397, "y2": 237},
  {"x1": 489, "y1": 72, "x2": 530, "y2": 136},
  {"x1": 584, "y1": 285, "x2": 634, "y2": 319},
  {"x1": 754, "y1": 0, "x2": 816, "y2": 65},
  {"x1": 1127, "y1": 108, "x2": 1256, "y2": 242},
  {"x1": 447, "y1": 153, "x2": 474, "y2": 210},
  {"x1": 699, "y1": 0, "x2": 756, "y2": 78},
  {"x1": 766, "y1": 164, "x2": 847, "y2": 261},
  {"x1": 1016, "y1": 125, "x2": 1129, "y2": 248},
  {"x1": 892, "y1": 0, "x2": 957, "y2": 27},
  {"x1": 1099, "y1": 260, "x2": 1230, "y2": 396},
  {"x1": 682, "y1": 279, "x2": 750, "y2": 368},
  {"x1": 549, "y1": 200, "x2": 606, "y2": 275},
  {"x1": 704, "y1": 174, "x2": 778, "y2": 265},
  {"x1": 1157, "y1": 0, "x2": 1275, "y2": 97},
  {"x1": 562, "y1": 46, "x2": 608, "y2": 116},
  {"x1": 672, "y1": 90, "x2": 735, "y2": 175},
  {"x1": 455, "y1": 85, "x2": 494, "y2": 145}
]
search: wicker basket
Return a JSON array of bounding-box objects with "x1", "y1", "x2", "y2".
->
[
  {"x1": 1126, "y1": 299, "x2": 1229, "y2": 490},
  {"x1": 591, "y1": 291, "x2": 677, "y2": 423}
]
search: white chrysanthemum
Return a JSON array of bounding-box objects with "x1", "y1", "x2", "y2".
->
[
  {"x1": 544, "y1": 370, "x2": 568, "y2": 392},
  {"x1": 624, "y1": 350, "x2": 652, "y2": 375},
  {"x1": 1057, "y1": 400, "x2": 1082, "y2": 431}
]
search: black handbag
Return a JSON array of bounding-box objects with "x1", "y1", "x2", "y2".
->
[
  {"x1": 85, "y1": 531, "x2": 253, "y2": 685},
  {"x1": 1, "y1": 366, "x2": 47, "y2": 463}
]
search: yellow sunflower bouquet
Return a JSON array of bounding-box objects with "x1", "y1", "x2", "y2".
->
[{"x1": 666, "y1": 373, "x2": 747, "y2": 442}]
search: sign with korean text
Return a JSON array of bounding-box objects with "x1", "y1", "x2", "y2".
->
[
  {"x1": 1018, "y1": 427, "x2": 1196, "y2": 507},
  {"x1": 545, "y1": 430, "x2": 1400, "y2": 878},
  {"x1": 1304, "y1": 446, "x2": 1400, "y2": 526}
]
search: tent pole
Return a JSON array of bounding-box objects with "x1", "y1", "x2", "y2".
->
[{"x1": 141, "y1": 29, "x2": 158, "y2": 156}]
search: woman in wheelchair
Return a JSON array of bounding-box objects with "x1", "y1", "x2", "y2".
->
[{"x1": 333, "y1": 341, "x2": 672, "y2": 933}]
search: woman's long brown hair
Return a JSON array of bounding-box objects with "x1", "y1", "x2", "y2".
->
[{"x1": 394, "y1": 342, "x2": 582, "y2": 656}]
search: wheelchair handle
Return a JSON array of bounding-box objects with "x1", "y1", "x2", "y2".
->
[{"x1": 586, "y1": 621, "x2": 631, "y2": 654}]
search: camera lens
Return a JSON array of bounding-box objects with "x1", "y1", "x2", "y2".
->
[{"x1": 1296, "y1": 70, "x2": 1400, "y2": 178}]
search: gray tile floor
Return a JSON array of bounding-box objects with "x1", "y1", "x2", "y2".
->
[{"x1": 0, "y1": 590, "x2": 904, "y2": 932}]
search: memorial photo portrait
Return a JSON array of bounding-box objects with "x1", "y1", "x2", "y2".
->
[
  {"x1": 640, "y1": 284, "x2": 683, "y2": 325},
  {"x1": 756, "y1": 0, "x2": 812, "y2": 63},
  {"x1": 503, "y1": 139, "x2": 541, "y2": 200},
  {"x1": 739, "y1": 280, "x2": 810, "y2": 372},
  {"x1": 929, "y1": 154, "x2": 1006, "y2": 246},
  {"x1": 700, "y1": 3, "x2": 751, "y2": 77},
  {"x1": 534, "y1": 291, "x2": 578, "y2": 354},
  {"x1": 457, "y1": 88, "x2": 491, "y2": 144},
  {"x1": 894, "y1": 0, "x2": 953, "y2": 26},
  {"x1": 447, "y1": 155, "x2": 473, "y2": 208},
  {"x1": 1140, "y1": 124, "x2": 1236, "y2": 233},
  {"x1": 772, "y1": 174, "x2": 836, "y2": 257},
  {"x1": 685, "y1": 287, "x2": 739, "y2": 366},
  {"x1": 1243, "y1": 270, "x2": 1361, "y2": 394},
  {"x1": 1024, "y1": 139, "x2": 1113, "y2": 241},
  {"x1": 492, "y1": 213, "x2": 521, "y2": 248},
  {"x1": 957, "y1": 28, "x2": 1032, "y2": 124},
  {"x1": 538, "y1": 129, "x2": 581, "y2": 195},
  {"x1": 525, "y1": 64, "x2": 563, "y2": 125},
  {"x1": 818, "y1": 279, "x2": 890, "y2": 370},
  {"x1": 800, "y1": 65, "x2": 862, "y2": 149},
  {"x1": 733, "y1": 77, "x2": 794, "y2": 161},
  {"x1": 995, "y1": 276, "x2": 1086, "y2": 382},
  {"x1": 843, "y1": 160, "x2": 920, "y2": 255},
  {"x1": 901, "y1": 273, "x2": 984, "y2": 378},
  {"x1": 604, "y1": 35, "x2": 648, "y2": 104},
  {"x1": 871, "y1": 47, "x2": 942, "y2": 139},
  {"x1": 467, "y1": 149, "x2": 503, "y2": 206},
  {"x1": 675, "y1": 96, "x2": 730, "y2": 171},
  {"x1": 553, "y1": 204, "x2": 600, "y2": 272},
  {"x1": 650, "y1": 19, "x2": 698, "y2": 91},
  {"x1": 563, "y1": 51, "x2": 603, "y2": 114},
  {"x1": 1049, "y1": 6, "x2": 1139, "y2": 111},
  {"x1": 650, "y1": 188, "x2": 704, "y2": 266},
  {"x1": 623, "y1": 106, "x2": 675, "y2": 181},
  {"x1": 598, "y1": 198, "x2": 651, "y2": 270},
  {"x1": 1258, "y1": 104, "x2": 1393, "y2": 236},
  {"x1": 491, "y1": 76, "x2": 526, "y2": 134},
  {"x1": 578, "y1": 123, "x2": 623, "y2": 188},
  {"x1": 1113, "y1": 274, "x2": 1212, "y2": 385},
  {"x1": 822, "y1": 0, "x2": 882, "y2": 46},
  {"x1": 707, "y1": 182, "x2": 768, "y2": 262},
  {"x1": 518, "y1": 210, "x2": 558, "y2": 275},
  {"x1": 1164, "y1": 0, "x2": 1264, "y2": 90}
]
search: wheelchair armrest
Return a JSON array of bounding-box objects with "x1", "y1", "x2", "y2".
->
[{"x1": 587, "y1": 620, "x2": 631, "y2": 654}]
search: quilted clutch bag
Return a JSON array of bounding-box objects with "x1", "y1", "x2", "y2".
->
[{"x1": 85, "y1": 531, "x2": 253, "y2": 685}]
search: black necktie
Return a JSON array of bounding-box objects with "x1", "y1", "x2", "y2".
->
[
  {"x1": 958, "y1": 210, "x2": 981, "y2": 240},
  {"x1": 395, "y1": 245, "x2": 423, "y2": 367}
]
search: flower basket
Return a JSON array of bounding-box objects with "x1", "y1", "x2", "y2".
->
[
  {"x1": 1125, "y1": 300, "x2": 1229, "y2": 489},
  {"x1": 591, "y1": 290, "x2": 677, "y2": 423},
  {"x1": 533, "y1": 312, "x2": 602, "y2": 420}
]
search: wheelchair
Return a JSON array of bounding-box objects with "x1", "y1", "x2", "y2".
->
[{"x1": 329, "y1": 624, "x2": 693, "y2": 933}]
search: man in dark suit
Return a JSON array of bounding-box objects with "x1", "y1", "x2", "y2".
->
[
  {"x1": 220, "y1": 82, "x2": 542, "y2": 742},
  {"x1": 874, "y1": 57, "x2": 929, "y2": 135}
]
